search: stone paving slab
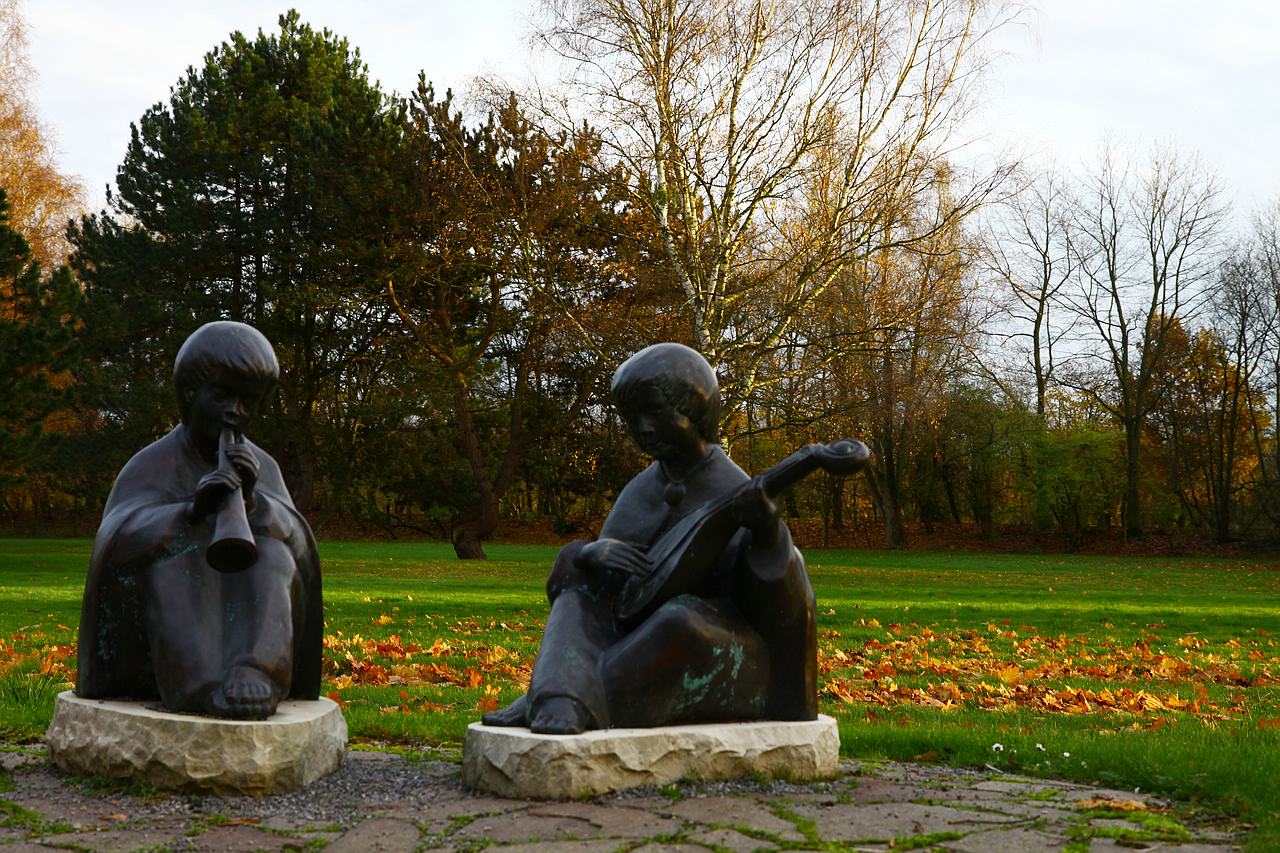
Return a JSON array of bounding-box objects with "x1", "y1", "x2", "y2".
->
[
  {"x1": 452, "y1": 811, "x2": 597, "y2": 843},
  {"x1": 790, "y1": 800, "x2": 1024, "y2": 843},
  {"x1": 527, "y1": 800, "x2": 683, "y2": 837},
  {"x1": 487, "y1": 842, "x2": 619, "y2": 853},
  {"x1": 941, "y1": 827, "x2": 1068, "y2": 852},
  {"x1": 0, "y1": 743, "x2": 1247, "y2": 851},
  {"x1": 324, "y1": 817, "x2": 424, "y2": 852},
  {"x1": 659, "y1": 795, "x2": 804, "y2": 839},
  {"x1": 687, "y1": 826, "x2": 778, "y2": 851},
  {"x1": 183, "y1": 824, "x2": 301, "y2": 852},
  {"x1": 38, "y1": 826, "x2": 188, "y2": 852}
]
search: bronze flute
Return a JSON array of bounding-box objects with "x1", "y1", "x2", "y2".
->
[{"x1": 206, "y1": 428, "x2": 258, "y2": 573}]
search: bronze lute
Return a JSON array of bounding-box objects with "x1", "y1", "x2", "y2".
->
[{"x1": 615, "y1": 439, "x2": 871, "y2": 621}]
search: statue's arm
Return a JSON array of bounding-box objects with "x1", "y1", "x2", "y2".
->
[
  {"x1": 584, "y1": 467, "x2": 659, "y2": 579},
  {"x1": 93, "y1": 440, "x2": 202, "y2": 570},
  {"x1": 97, "y1": 496, "x2": 196, "y2": 570},
  {"x1": 732, "y1": 475, "x2": 786, "y2": 557},
  {"x1": 733, "y1": 520, "x2": 809, "y2": 632}
]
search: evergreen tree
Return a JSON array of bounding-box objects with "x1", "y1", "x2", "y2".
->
[{"x1": 69, "y1": 11, "x2": 408, "y2": 510}]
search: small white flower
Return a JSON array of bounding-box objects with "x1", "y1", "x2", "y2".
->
[
  {"x1": 1063, "y1": 752, "x2": 1070, "y2": 758},
  {"x1": 992, "y1": 743, "x2": 1004, "y2": 752},
  {"x1": 1035, "y1": 743, "x2": 1046, "y2": 751}
]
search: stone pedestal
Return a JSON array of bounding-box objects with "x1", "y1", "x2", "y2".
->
[
  {"x1": 45, "y1": 692, "x2": 346, "y2": 795},
  {"x1": 463, "y1": 715, "x2": 839, "y2": 799}
]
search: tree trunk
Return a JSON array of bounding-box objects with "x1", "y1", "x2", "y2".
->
[
  {"x1": 1123, "y1": 420, "x2": 1143, "y2": 538},
  {"x1": 450, "y1": 378, "x2": 498, "y2": 560},
  {"x1": 281, "y1": 433, "x2": 315, "y2": 514},
  {"x1": 1214, "y1": 493, "x2": 1231, "y2": 544},
  {"x1": 451, "y1": 499, "x2": 498, "y2": 560},
  {"x1": 830, "y1": 475, "x2": 844, "y2": 531},
  {"x1": 866, "y1": 464, "x2": 906, "y2": 549}
]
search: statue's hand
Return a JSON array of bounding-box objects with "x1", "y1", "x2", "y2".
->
[
  {"x1": 733, "y1": 476, "x2": 781, "y2": 548},
  {"x1": 223, "y1": 443, "x2": 259, "y2": 493},
  {"x1": 191, "y1": 467, "x2": 242, "y2": 521},
  {"x1": 576, "y1": 538, "x2": 653, "y2": 578}
]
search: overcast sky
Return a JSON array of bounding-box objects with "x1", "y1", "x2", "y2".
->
[{"x1": 22, "y1": 1, "x2": 1280, "y2": 217}]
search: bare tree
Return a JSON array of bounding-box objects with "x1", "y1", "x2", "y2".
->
[
  {"x1": 0, "y1": 0, "x2": 82, "y2": 269},
  {"x1": 985, "y1": 166, "x2": 1076, "y2": 420},
  {"x1": 1064, "y1": 143, "x2": 1225, "y2": 537},
  {"x1": 1201, "y1": 248, "x2": 1274, "y2": 541},
  {"x1": 827, "y1": 178, "x2": 984, "y2": 547},
  {"x1": 1250, "y1": 198, "x2": 1280, "y2": 524},
  {"x1": 534, "y1": 0, "x2": 1013, "y2": 426}
]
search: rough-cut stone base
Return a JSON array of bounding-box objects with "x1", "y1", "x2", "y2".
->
[
  {"x1": 463, "y1": 715, "x2": 839, "y2": 799},
  {"x1": 45, "y1": 692, "x2": 346, "y2": 795}
]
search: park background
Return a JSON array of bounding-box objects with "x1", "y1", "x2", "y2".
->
[
  {"x1": 3, "y1": 1, "x2": 1280, "y2": 848},
  {"x1": 2, "y1": 0, "x2": 1280, "y2": 558}
]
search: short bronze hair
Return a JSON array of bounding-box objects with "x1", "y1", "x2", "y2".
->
[
  {"x1": 611, "y1": 342, "x2": 720, "y2": 443},
  {"x1": 173, "y1": 321, "x2": 279, "y2": 420}
]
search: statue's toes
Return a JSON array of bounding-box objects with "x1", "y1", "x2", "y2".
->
[
  {"x1": 219, "y1": 666, "x2": 277, "y2": 718},
  {"x1": 529, "y1": 696, "x2": 589, "y2": 735}
]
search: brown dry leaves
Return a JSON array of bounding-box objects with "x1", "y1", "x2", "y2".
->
[
  {"x1": 0, "y1": 624, "x2": 76, "y2": 683},
  {"x1": 321, "y1": 617, "x2": 536, "y2": 714},
  {"x1": 819, "y1": 620, "x2": 1277, "y2": 725}
]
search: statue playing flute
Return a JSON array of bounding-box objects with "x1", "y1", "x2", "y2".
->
[
  {"x1": 484, "y1": 342, "x2": 870, "y2": 734},
  {"x1": 76, "y1": 321, "x2": 322, "y2": 719}
]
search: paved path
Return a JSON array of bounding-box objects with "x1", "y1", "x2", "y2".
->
[{"x1": 0, "y1": 744, "x2": 1244, "y2": 851}]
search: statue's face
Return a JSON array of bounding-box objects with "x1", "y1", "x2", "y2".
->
[
  {"x1": 185, "y1": 367, "x2": 267, "y2": 444},
  {"x1": 617, "y1": 382, "x2": 705, "y2": 464}
]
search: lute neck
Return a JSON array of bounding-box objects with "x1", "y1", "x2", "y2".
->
[{"x1": 758, "y1": 445, "x2": 820, "y2": 498}]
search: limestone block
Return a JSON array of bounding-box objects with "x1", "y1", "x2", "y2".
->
[
  {"x1": 462, "y1": 715, "x2": 839, "y2": 799},
  {"x1": 45, "y1": 692, "x2": 346, "y2": 795}
]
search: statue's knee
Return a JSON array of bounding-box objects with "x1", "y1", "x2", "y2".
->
[{"x1": 646, "y1": 598, "x2": 711, "y2": 646}]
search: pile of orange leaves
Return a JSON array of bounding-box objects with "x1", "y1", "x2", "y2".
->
[
  {"x1": 819, "y1": 620, "x2": 1278, "y2": 726},
  {"x1": 320, "y1": 618, "x2": 535, "y2": 714}
]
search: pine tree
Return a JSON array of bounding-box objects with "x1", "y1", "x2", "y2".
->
[{"x1": 69, "y1": 11, "x2": 408, "y2": 510}]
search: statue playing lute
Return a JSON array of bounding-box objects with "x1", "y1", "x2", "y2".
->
[{"x1": 482, "y1": 343, "x2": 872, "y2": 735}]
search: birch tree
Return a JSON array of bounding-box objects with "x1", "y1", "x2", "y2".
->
[
  {"x1": 986, "y1": 168, "x2": 1075, "y2": 420},
  {"x1": 536, "y1": 0, "x2": 1011, "y2": 425},
  {"x1": 0, "y1": 0, "x2": 82, "y2": 269},
  {"x1": 1250, "y1": 198, "x2": 1280, "y2": 525},
  {"x1": 1065, "y1": 144, "x2": 1225, "y2": 537}
]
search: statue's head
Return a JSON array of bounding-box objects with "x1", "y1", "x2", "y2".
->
[
  {"x1": 174, "y1": 321, "x2": 279, "y2": 424},
  {"x1": 611, "y1": 342, "x2": 720, "y2": 445}
]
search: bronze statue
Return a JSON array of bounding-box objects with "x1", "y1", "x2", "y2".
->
[
  {"x1": 76, "y1": 321, "x2": 322, "y2": 719},
  {"x1": 484, "y1": 343, "x2": 869, "y2": 733}
]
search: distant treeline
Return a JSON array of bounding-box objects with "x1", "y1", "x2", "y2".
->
[{"x1": 3, "y1": 10, "x2": 1280, "y2": 557}]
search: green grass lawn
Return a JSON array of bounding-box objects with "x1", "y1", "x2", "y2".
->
[{"x1": 1, "y1": 539, "x2": 1278, "y2": 848}]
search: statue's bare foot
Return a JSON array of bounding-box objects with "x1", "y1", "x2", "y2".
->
[
  {"x1": 529, "y1": 696, "x2": 590, "y2": 735},
  {"x1": 207, "y1": 666, "x2": 276, "y2": 719},
  {"x1": 482, "y1": 694, "x2": 528, "y2": 727}
]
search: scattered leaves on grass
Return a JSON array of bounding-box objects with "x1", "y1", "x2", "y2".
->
[
  {"x1": 818, "y1": 621, "x2": 1277, "y2": 724},
  {"x1": 1076, "y1": 798, "x2": 1150, "y2": 812}
]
